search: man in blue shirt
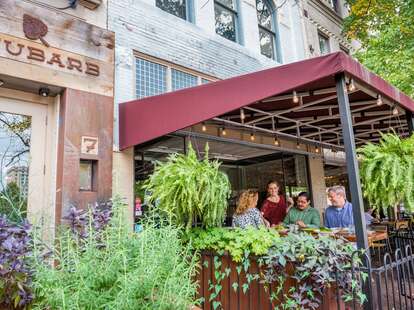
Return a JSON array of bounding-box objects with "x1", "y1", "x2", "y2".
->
[{"x1": 324, "y1": 186, "x2": 354, "y2": 228}]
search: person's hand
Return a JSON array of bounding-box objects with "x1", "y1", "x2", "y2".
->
[
  {"x1": 263, "y1": 218, "x2": 270, "y2": 228},
  {"x1": 296, "y1": 220, "x2": 306, "y2": 228},
  {"x1": 287, "y1": 197, "x2": 294, "y2": 207}
]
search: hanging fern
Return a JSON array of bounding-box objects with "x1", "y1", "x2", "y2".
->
[
  {"x1": 145, "y1": 143, "x2": 231, "y2": 231},
  {"x1": 358, "y1": 132, "x2": 414, "y2": 213}
]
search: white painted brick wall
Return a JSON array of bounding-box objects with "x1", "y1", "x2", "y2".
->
[{"x1": 109, "y1": 0, "x2": 307, "y2": 146}]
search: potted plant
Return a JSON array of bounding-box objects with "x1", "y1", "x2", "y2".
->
[
  {"x1": 145, "y1": 143, "x2": 231, "y2": 231},
  {"x1": 358, "y1": 132, "x2": 414, "y2": 217}
]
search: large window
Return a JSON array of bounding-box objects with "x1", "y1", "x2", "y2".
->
[
  {"x1": 318, "y1": 31, "x2": 330, "y2": 55},
  {"x1": 135, "y1": 55, "x2": 216, "y2": 99},
  {"x1": 214, "y1": 0, "x2": 238, "y2": 42},
  {"x1": 136, "y1": 58, "x2": 167, "y2": 98},
  {"x1": 256, "y1": 0, "x2": 278, "y2": 60},
  {"x1": 156, "y1": 0, "x2": 190, "y2": 21}
]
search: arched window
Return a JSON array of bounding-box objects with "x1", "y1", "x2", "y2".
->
[{"x1": 256, "y1": 0, "x2": 278, "y2": 60}]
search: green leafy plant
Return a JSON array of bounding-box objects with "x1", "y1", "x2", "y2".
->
[
  {"x1": 145, "y1": 144, "x2": 231, "y2": 231},
  {"x1": 187, "y1": 227, "x2": 281, "y2": 262},
  {"x1": 263, "y1": 232, "x2": 366, "y2": 309},
  {"x1": 358, "y1": 132, "x2": 414, "y2": 213},
  {"x1": 188, "y1": 228, "x2": 366, "y2": 309},
  {"x1": 31, "y1": 198, "x2": 199, "y2": 310}
]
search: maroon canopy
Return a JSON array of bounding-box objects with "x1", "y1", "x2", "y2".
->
[{"x1": 119, "y1": 52, "x2": 414, "y2": 150}]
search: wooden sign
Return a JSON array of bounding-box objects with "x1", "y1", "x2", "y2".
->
[{"x1": 81, "y1": 136, "x2": 99, "y2": 155}]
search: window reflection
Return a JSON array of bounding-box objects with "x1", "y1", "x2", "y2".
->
[
  {"x1": 156, "y1": 0, "x2": 187, "y2": 20},
  {"x1": 214, "y1": 0, "x2": 237, "y2": 42},
  {"x1": 256, "y1": 0, "x2": 276, "y2": 59},
  {"x1": 0, "y1": 112, "x2": 31, "y2": 222}
]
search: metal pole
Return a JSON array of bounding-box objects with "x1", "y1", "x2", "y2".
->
[
  {"x1": 406, "y1": 110, "x2": 414, "y2": 134},
  {"x1": 335, "y1": 73, "x2": 373, "y2": 310}
]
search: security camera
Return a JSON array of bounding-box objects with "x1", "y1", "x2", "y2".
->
[{"x1": 39, "y1": 87, "x2": 50, "y2": 97}]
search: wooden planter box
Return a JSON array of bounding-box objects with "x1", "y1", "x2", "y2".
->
[{"x1": 196, "y1": 252, "x2": 346, "y2": 310}]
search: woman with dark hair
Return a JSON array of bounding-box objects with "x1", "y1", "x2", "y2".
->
[
  {"x1": 283, "y1": 192, "x2": 320, "y2": 228},
  {"x1": 261, "y1": 181, "x2": 289, "y2": 227}
]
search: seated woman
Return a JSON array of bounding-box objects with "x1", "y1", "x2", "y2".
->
[
  {"x1": 283, "y1": 192, "x2": 320, "y2": 228},
  {"x1": 232, "y1": 189, "x2": 265, "y2": 229}
]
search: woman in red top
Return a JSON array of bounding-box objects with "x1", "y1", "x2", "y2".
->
[{"x1": 261, "y1": 181, "x2": 288, "y2": 227}]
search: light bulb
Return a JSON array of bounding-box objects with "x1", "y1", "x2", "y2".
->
[
  {"x1": 250, "y1": 133, "x2": 255, "y2": 141},
  {"x1": 296, "y1": 142, "x2": 300, "y2": 149},
  {"x1": 274, "y1": 137, "x2": 279, "y2": 146},
  {"x1": 348, "y1": 78, "x2": 356, "y2": 92},
  {"x1": 392, "y1": 106, "x2": 399, "y2": 115},
  {"x1": 201, "y1": 123, "x2": 207, "y2": 132},
  {"x1": 240, "y1": 109, "x2": 245, "y2": 121},
  {"x1": 376, "y1": 94, "x2": 383, "y2": 106},
  {"x1": 315, "y1": 146, "x2": 320, "y2": 153},
  {"x1": 293, "y1": 90, "x2": 299, "y2": 103},
  {"x1": 221, "y1": 128, "x2": 227, "y2": 136}
]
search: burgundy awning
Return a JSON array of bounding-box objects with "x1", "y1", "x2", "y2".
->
[{"x1": 119, "y1": 52, "x2": 414, "y2": 150}]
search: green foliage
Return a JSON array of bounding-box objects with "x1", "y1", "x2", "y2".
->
[
  {"x1": 343, "y1": 0, "x2": 414, "y2": 97},
  {"x1": 187, "y1": 227, "x2": 281, "y2": 262},
  {"x1": 188, "y1": 228, "x2": 365, "y2": 309},
  {"x1": 358, "y1": 132, "x2": 414, "y2": 212},
  {"x1": 145, "y1": 143, "x2": 231, "y2": 231},
  {"x1": 31, "y1": 198, "x2": 199, "y2": 310},
  {"x1": 0, "y1": 182, "x2": 27, "y2": 224}
]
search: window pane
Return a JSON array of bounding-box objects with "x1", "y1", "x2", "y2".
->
[
  {"x1": 156, "y1": 0, "x2": 187, "y2": 20},
  {"x1": 256, "y1": 0, "x2": 273, "y2": 30},
  {"x1": 318, "y1": 33, "x2": 330, "y2": 54},
  {"x1": 215, "y1": 3, "x2": 237, "y2": 42},
  {"x1": 0, "y1": 112, "x2": 31, "y2": 222},
  {"x1": 171, "y1": 69, "x2": 198, "y2": 91},
  {"x1": 259, "y1": 28, "x2": 275, "y2": 59},
  {"x1": 79, "y1": 161, "x2": 93, "y2": 191},
  {"x1": 136, "y1": 58, "x2": 167, "y2": 98}
]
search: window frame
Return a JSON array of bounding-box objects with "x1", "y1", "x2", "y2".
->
[
  {"x1": 134, "y1": 51, "x2": 218, "y2": 99},
  {"x1": 256, "y1": 0, "x2": 281, "y2": 62},
  {"x1": 214, "y1": 0, "x2": 240, "y2": 43},
  {"x1": 155, "y1": 0, "x2": 194, "y2": 22},
  {"x1": 318, "y1": 31, "x2": 331, "y2": 55}
]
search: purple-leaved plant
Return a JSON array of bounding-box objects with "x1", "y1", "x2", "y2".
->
[{"x1": 0, "y1": 215, "x2": 33, "y2": 309}]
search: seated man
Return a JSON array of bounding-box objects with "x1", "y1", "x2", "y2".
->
[
  {"x1": 324, "y1": 186, "x2": 354, "y2": 228},
  {"x1": 283, "y1": 192, "x2": 320, "y2": 228}
]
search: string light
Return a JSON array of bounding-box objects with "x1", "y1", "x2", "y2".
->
[
  {"x1": 376, "y1": 94, "x2": 383, "y2": 106},
  {"x1": 392, "y1": 106, "x2": 399, "y2": 115},
  {"x1": 292, "y1": 90, "x2": 299, "y2": 103},
  {"x1": 250, "y1": 132, "x2": 255, "y2": 141},
  {"x1": 221, "y1": 127, "x2": 227, "y2": 136},
  {"x1": 315, "y1": 146, "x2": 320, "y2": 153},
  {"x1": 201, "y1": 123, "x2": 207, "y2": 132},
  {"x1": 274, "y1": 136, "x2": 279, "y2": 146},
  {"x1": 240, "y1": 109, "x2": 245, "y2": 121},
  {"x1": 348, "y1": 78, "x2": 356, "y2": 92}
]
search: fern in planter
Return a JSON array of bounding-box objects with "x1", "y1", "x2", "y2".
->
[
  {"x1": 358, "y1": 132, "x2": 414, "y2": 213},
  {"x1": 145, "y1": 143, "x2": 231, "y2": 231}
]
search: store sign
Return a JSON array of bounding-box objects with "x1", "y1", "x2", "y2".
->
[
  {"x1": 81, "y1": 136, "x2": 99, "y2": 155},
  {"x1": 0, "y1": 33, "x2": 100, "y2": 77}
]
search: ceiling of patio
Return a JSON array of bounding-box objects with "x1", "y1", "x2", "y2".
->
[{"x1": 212, "y1": 75, "x2": 409, "y2": 150}]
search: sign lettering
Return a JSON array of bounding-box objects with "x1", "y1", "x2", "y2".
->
[{"x1": 0, "y1": 37, "x2": 100, "y2": 77}]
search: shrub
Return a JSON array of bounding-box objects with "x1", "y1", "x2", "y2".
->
[
  {"x1": 145, "y1": 144, "x2": 231, "y2": 231},
  {"x1": 31, "y1": 198, "x2": 199, "y2": 310}
]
